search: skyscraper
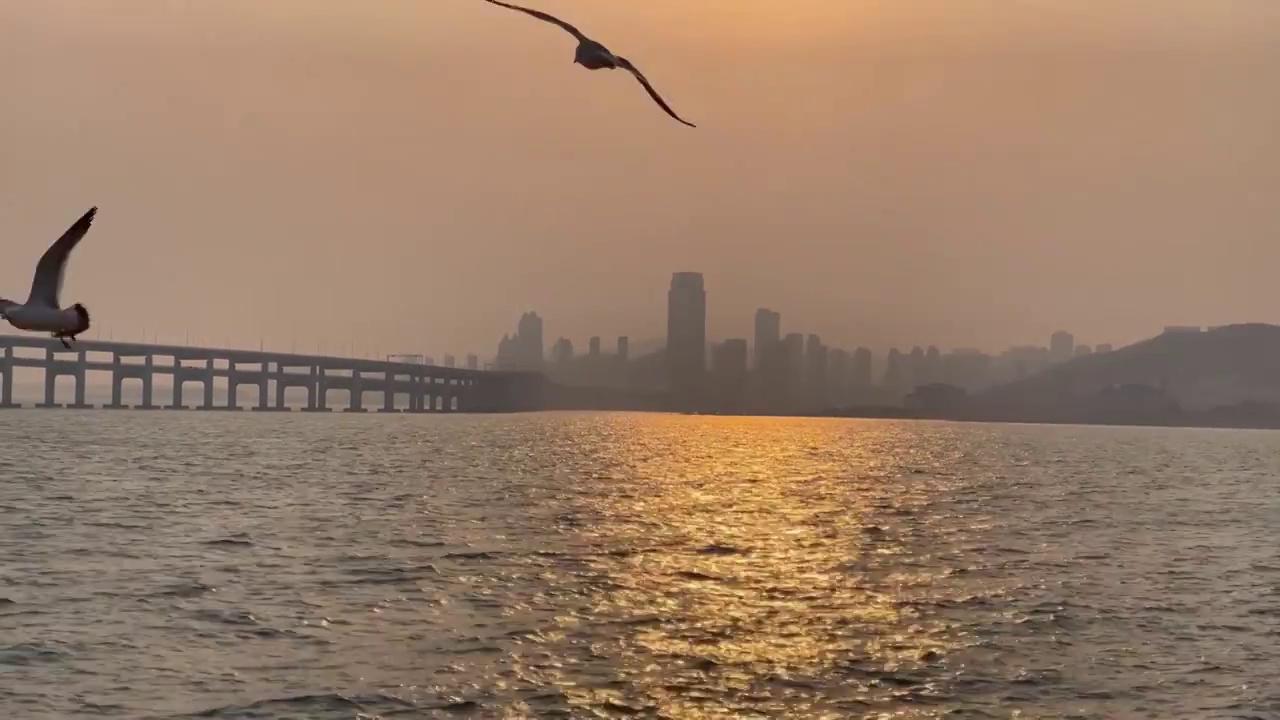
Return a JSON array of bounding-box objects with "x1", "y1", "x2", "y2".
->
[
  {"x1": 516, "y1": 312, "x2": 545, "y2": 369},
  {"x1": 805, "y1": 334, "x2": 828, "y2": 410},
  {"x1": 1050, "y1": 330, "x2": 1074, "y2": 364},
  {"x1": 617, "y1": 336, "x2": 630, "y2": 361},
  {"x1": 753, "y1": 308, "x2": 781, "y2": 371},
  {"x1": 782, "y1": 332, "x2": 805, "y2": 410},
  {"x1": 666, "y1": 272, "x2": 707, "y2": 400},
  {"x1": 588, "y1": 336, "x2": 601, "y2": 357},
  {"x1": 851, "y1": 347, "x2": 873, "y2": 398}
]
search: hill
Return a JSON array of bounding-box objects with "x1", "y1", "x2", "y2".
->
[{"x1": 977, "y1": 323, "x2": 1280, "y2": 415}]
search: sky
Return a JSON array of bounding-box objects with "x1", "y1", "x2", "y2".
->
[{"x1": 1, "y1": 1, "x2": 1277, "y2": 359}]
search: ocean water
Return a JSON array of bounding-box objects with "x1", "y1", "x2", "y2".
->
[{"x1": 0, "y1": 411, "x2": 1276, "y2": 719}]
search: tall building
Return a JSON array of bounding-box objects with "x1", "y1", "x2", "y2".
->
[
  {"x1": 666, "y1": 272, "x2": 707, "y2": 399},
  {"x1": 617, "y1": 336, "x2": 630, "y2": 361},
  {"x1": 907, "y1": 346, "x2": 926, "y2": 391},
  {"x1": 495, "y1": 311, "x2": 545, "y2": 371},
  {"x1": 588, "y1": 336, "x2": 601, "y2": 357},
  {"x1": 551, "y1": 338, "x2": 574, "y2": 364},
  {"x1": 1050, "y1": 330, "x2": 1074, "y2": 364},
  {"x1": 827, "y1": 348, "x2": 850, "y2": 407},
  {"x1": 781, "y1": 332, "x2": 805, "y2": 409},
  {"x1": 753, "y1": 309, "x2": 781, "y2": 371},
  {"x1": 805, "y1": 334, "x2": 828, "y2": 409},
  {"x1": 851, "y1": 347, "x2": 873, "y2": 397},
  {"x1": 711, "y1": 339, "x2": 750, "y2": 412},
  {"x1": 465, "y1": 353, "x2": 479, "y2": 370},
  {"x1": 924, "y1": 345, "x2": 942, "y2": 386},
  {"x1": 443, "y1": 354, "x2": 456, "y2": 368},
  {"x1": 883, "y1": 348, "x2": 906, "y2": 399}
]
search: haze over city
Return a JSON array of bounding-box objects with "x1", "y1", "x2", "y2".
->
[{"x1": 2, "y1": 1, "x2": 1276, "y2": 359}]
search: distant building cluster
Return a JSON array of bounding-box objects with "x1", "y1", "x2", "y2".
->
[{"x1": 483, "y1": 272, "x2": 1115, "y2": 414}]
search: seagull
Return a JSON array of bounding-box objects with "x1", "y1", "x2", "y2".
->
[
  {"x1": 0, "y1": 207, "x2": 97, "y2": 350},
  {"x1": 480, "y1": 0, "x2": 696, "y2": 128}
]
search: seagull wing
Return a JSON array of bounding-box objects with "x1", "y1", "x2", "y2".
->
[
  {"x1": 480, "y1": 0, "x2": 588, "y2": 41},
  {"x1": 616, "y1": 57, "x2": 697, "y2": 128},
  {"x1": 28, "y1": 206, "x2": 97, "y2": 308}
]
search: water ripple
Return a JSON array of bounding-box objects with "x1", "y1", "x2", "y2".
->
[{"x1": 0, "y1": 412, "x2": 1277, "y2": 718}]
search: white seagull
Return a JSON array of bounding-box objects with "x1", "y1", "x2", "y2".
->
[
  {"x1": 480, "y1": 0, "x2": 697, "y2": 128},
  {"x1": 0, "y1": 207, "x2": 97, "y2": 349}
]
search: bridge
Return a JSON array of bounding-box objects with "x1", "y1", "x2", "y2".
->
[{"x1": 0, "y1": 335, "x2": 547, "y2": 413}]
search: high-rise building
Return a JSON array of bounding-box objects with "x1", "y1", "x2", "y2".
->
[
  {"x1": 781, "y1": 332, "x2": 805, "y2": 409},
  {"x1": 443, "y1": 354, "x2": 456, "y2": 368},
  {"x1": 617, "y1": 336, "x2": 630, "y2": 361},
  {"x1": 465, "y1": 353, "x2": 479, "y2": 370},
  {"x1": 753, "y1": 309, "x2": 781, "y2": 371},
  {"x1": 907, "y1": 346, "x2": 926, "y2": 391},
  {"x1": 883, "y1": 348, "x2": 906, "y2": 398},
  {"x1": 551, "y1": 338, "x2": 574, "y2": 364},
  {"x1": 588, "y1": 336, "x2": 601, "y2": 357},
  {"x1": 851, "y1": 347, "x2": 873, "y2": 396},
  {"x1": 1050, "y1": 330, "x2": 1074, "y2": 364},
  {"x1": 924, "y1": 345, "x2": 942, "y2": 386},
  {"x1": 711, "y1": 339, "x2": 750, "y2": 412},
  {"x1": 805, "y1": 334, "x2": 828, "y2": 409},
  {"x1": 666, "y1": 272, "x2": 707, "y2": 399},
  {"x1": 495, "y1": 311, "x2": 545, "y2": 371},
  {"x1": 827, "y1": 348, "x2": 850, "y2": 406}
]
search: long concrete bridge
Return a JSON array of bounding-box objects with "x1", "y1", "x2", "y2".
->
[{"x1": 0, "y1": 335, "x2": 547, "y2": 412}]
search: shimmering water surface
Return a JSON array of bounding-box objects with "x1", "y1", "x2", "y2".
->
[{"x1": 1, "y1": 412, "x2": 1277, "y2": 719}]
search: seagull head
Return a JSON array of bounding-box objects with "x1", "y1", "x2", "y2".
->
[{"x1": 69, "y1": 303, "x2": 91, "y2": 333}]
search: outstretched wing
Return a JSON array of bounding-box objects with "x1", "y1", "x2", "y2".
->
[
  {"x1": 480, "y1": 0, "x2": 587, "y2": 41},
  {"x1": 28, "y1": 206, "x2": 97, "y2": 308},
  {"x1": 616, "y1": 57, "x2": 697, "y2": 128}
]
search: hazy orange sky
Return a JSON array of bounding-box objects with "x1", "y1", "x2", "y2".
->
[{"x1": 2, "y1": 1, "x2": 1277, "y2": 359}]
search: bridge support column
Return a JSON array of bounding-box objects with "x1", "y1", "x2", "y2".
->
[
  {"x1": 344, "y1": 370, "x2": 366, "y2": 412},
  {"x1": 407, "y1": 375, "x2": 423, "y2": 413},
  {"x1": 379, "y1": 371, "x2": 397, "y2": 412},
  {"x1": 223, "y1": 363, "x2": 244, "y2": 410},
  {"x1": 69, "y1": 351, "x2": 90, "y2": 408},
  {"x1": 201, "y1": 360, "x2": 216, "y2": 409},
  {"x1": 137, "y1": 355, "x2": 157, "y2": 409},
  {"x1": 0, "y1": 348, "x2": 17, "y2": 408},
  {"x1": 256, "y1": 362, "x2": 269, "y2": 411},
  {"x1": 304, "y1": 366, "x2": 330, "y2": 412},
  {"x1": 169, "y1": 373, "x2": 186, "y2": 409}
]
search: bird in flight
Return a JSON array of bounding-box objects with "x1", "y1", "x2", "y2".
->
[
  {"x1": 480, "y1": 0, "x2": 697, "y2": 128},
  {"x1": 0, "y1": 207, "x2": 97, "y2": 349}
]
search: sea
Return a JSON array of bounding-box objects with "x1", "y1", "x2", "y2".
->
[{"x1": 0, "y1": 410, "x2": 1276, "y2": 719}]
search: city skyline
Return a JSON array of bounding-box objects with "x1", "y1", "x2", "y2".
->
[{"x1": 489, "y1": 270, "x2": 1136, "y2": 413}]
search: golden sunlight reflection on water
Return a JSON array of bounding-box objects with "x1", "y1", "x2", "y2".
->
[{"x1": 550, "y1": 415, "x2": 977, "y2": 718}]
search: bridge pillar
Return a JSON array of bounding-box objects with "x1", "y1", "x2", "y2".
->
[
  {"x1": 203, "y1": 359, "x2": 216, "y2": 409},
  {"x1": 70, "y1": 351, "x2": 90, "y2": 408},
  {"x1": 0, "y1": 347, "x2": 17, "y2": 408},
  {"x1": 138, "y1": 355, "x2": 157, "y2": 409},
  {"x1": 223, "y1": 363, "x2": 244, "y2": 410},
  {"x1": 107, "y1": 356, "x2": 125, "y2": 409},
  {"x1": 379, "y1": 370, "x2": 397, "y2": 412},
  {"x1": 275, "y1": 368, "x2": 288, "y2": 410},
  {"x1": 304, "y1": 366, "x2": 330, "y2": 412},
  {"x1": 408, "y1": 375, "x2": 424, "y2": 413},
  {"x1": 256, "y1": 362, "x2": 269, "y2": 411},
  {"x1": 344, "y1": 370, "x2": 366, "y2": 412}
]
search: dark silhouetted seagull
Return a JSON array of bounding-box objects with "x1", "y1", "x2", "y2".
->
[
  {"x1": 481, "y1": 0, "x2": 696, "y2": 128},
  {"x1": 0, "y1": 207, "x2": 96, "y2": 349}
]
